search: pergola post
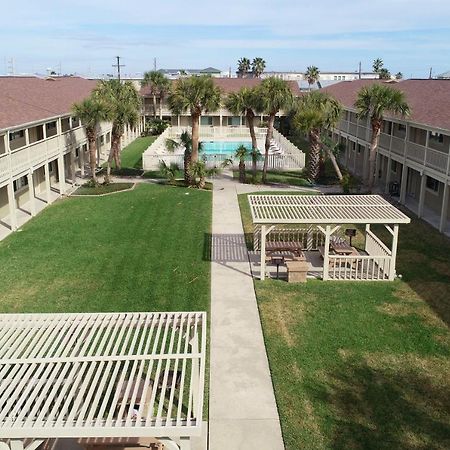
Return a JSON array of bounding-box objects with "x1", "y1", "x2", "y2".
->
[
  {"x1": 323, "y1": 225, "x2": 331, "y2": 281},
  {"x1": 260, "y1": 224, "x2": 267, "y2": 280},
  {"x1": 389, "y1": 224, "x2": 399, "y2": 280}
]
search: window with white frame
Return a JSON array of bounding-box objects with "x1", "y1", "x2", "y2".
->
[{"x1": 200, "y1": 116, "x2": 213, "y2": 126}]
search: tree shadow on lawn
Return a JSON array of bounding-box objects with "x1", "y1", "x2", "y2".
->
[{"x1": 306, "y1": 356, "x2": 450, "y2": 450}]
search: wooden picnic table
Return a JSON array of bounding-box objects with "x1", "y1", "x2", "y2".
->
[
  {"x1": 266, "y1": 241, "x2": 304, "y2": 257},
  {"x1": 330, "y1": 240, "x2": 355, "y2": 255}
]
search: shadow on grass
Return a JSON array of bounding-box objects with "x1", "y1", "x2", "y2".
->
[{"x1": 306, "y1": 358, "x2": 450, "y2": 450}]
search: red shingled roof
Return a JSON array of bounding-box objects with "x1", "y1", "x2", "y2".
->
[
  {"x1": 140, "y1": 77, "x2": 301, "y2": 97},
  {"x1": 0, "y1": 76, "x2": 98, "y2": 130},
  {"x1": 323, "y1": 79, "x2": 450, "y2": 131}
]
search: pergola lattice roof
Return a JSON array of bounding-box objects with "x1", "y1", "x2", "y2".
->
[
  {"x1": 0, "y1": 312, "x2": 206, "y2": 439},
  {"x1": 249, "y1": 194, "x2": 410, "y2": 224}
]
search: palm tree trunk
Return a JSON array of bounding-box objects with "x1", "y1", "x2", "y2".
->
[
  {"x1": 153, "y1": 94, "x2": 157, "y2": 118},
  {"x1": 246, "y1": 111, "x2": 258, "y2": 180},
  {"x1": 191, "y1": 112, "x2": 200, "y2": 163},
  {"x1": 262, "y1": 114, "x2": 275, "y2": 184},
  {"x1": 105, "y1": 144, "x2": 115, "y2": 184},
  {"x1": 87, "y1": 130, "x2": 98, "y2": 184},
  {"x1": 368, "y1": 121, "x2": 381, "y2": 192},
  {"x1": 323, "y1": 145, "x2": 343, "y2": 181},
  {"x1": 184, "y1": 150, "x2": 192, "y2": 185},
  {"x1": 308, "y1": 130, "x2": 321, "y2": 181},
  {"x1": 112, "y1": 133, "x2": 121, "y2": 170},
  {"x1": 239, "y1": 160, "x2": 246, "y2": 183}
]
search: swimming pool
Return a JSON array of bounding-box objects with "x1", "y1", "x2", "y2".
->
[{"x1": 201, "y1": 141, "x2": 253, "y2": 155}]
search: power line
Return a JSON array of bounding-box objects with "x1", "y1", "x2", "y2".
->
[{"x1": 112, "y1": 56, "x2": 125, "y2": 81}]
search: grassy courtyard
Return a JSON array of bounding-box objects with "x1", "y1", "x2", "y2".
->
[
  {"x1": 117, "y1": 135, "x2": 156, "y2": 169},
  {"x1": 0, "y1": 183, "x2": 211, "y2": 313},
  {"x1": 239, "y1": 192, "x2": 450, "y2": 449}
]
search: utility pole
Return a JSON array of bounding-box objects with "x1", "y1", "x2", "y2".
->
[
  {"x1": 154, "y1": 57, "x2": 157, "y2": 71},
  {"x1": 358, "y1": 61, "x2": 362, "y2": 79},
  {"x1": 112, "y1": 56, "x2": 125, "y2": 81},
  {"x1": 428, "y1": 67, "x2": 433, "y2": 79}
]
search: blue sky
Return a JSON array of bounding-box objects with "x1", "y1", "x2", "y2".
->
[{"x1": 1, "y1": 0, "x2": 450, "y2": 78}]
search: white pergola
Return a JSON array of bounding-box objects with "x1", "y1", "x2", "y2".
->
[
  {"x1": 0, "y1": 312, "x2": 206, "y2": 450},
  {"x1": 249, "y1": 194, "x2": 411, "y2": 281}
]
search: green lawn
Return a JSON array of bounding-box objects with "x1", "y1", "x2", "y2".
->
[
  {"x1": 239, "y1": 192, "x2": 450, "y2": 450},
  {"x1": 115, "y1": 136, "x2": 156, "y2": 169},
  {"x1": 0, "y1": 183, "x2": 211, "y2": 313}
]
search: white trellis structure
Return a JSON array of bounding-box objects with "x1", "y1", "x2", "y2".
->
[
  {"x1": 0, "y1": 312, "x2": 206, "y2": 450},
  {"x1": 248, "y1": 194, "x2": 410, "y2": 281}
]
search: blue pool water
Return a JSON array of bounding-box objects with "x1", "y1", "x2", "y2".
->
[{"x1": 201, "y1": 141, "x2": 253, "y2": 155}]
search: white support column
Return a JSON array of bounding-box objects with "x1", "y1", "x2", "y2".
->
[
  {"x1": 389, "y1": 224, "x2": 399, "y2": 280},
  {"x1": 80, "y1": 145, "x2": 85, "y2": 177},
  {"x1": 57, "y1": 156, "x2": 66, "y2": 195},
  {"x1": 418, "y1": 173, "x2": 427, "y2": 218},
  {"x1": 25, "y1": 128, "x2": 30, "y2": 146},
  {"x1": 323, "y1": 225, "x2": 331, "y2": 281},
  {"x1": 70, "y1": 149, "x2": 76, "y2": 183},
  {"x1": 399, "y1": 163, "x2": 408, "y2": 204},
  {"x1": 177, "y1": 115, "x2": 181, "y2": 127},
  {"x1": 7, "y1": 181, "x2": 17, "y2": 231},
  {"x1": 44, "y1": 162, "x2": 52, "y2": 203},
  {"x1": 364, "y1": 223, "x2": 370, "y2": 253},
  {"x1": 260, "y1": 224, "x2": 266, "y2": 280},
  {"x1": 219, "y1": 111, "x2": 223, "y2": 129},
  {"x1": 27, "y1": 171, "x2": 36, "y2": 216},
  {"x1": 384, "y1": 156, "x2": 392, "y2": 194},
  {"x1": 439, "y1": 182, "x2": 449, "y2": 232}
]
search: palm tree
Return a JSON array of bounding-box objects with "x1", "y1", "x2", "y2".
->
[
  {"x1": 93, "y1": 79, "x2": 141, "y2": 182},
  {"x1": 142, "y1": 71, "x2": 170, "y2": 118},
  {"x1": 188, "y1": 161, "x2": 209, "y2": 189},
  {"x1": 355, "y1": 84, "x2": 410, "y2": 191},
  {"x1": 165, "y1": 130, "x2": 198, "y2": 184},
  {"x1": 258, "y1": 77, "x2": 293, "y2": 183},
  {"x1": 395, "y1": 72, "x2": 403, "y2": 80},
  {"x1": 378, "y1": 68, "x2": 391, "y2": 80},
  {"x1": 167, "y1": 76, "x2": 221, "y2": 176},
  {"x1": 304, "y1": 66, "x2": 320, "y2": 90},
  {"x1": 237, "y1": 57, "x2": 251, "y2": 78},
  {"x1": 72, "y1": 97, "x2": 109, "y2": 184},
  {"x1": 235, "y1": 144, "x2": 249, "y2": 183},
  {"x1": 293, "y1": 91, "x2": 342, "y2": 181},
  {"x1": 252, "y1": 58, "x2": 266, "y2": 78},
  {"x1": 225, "y1": 87, "x2": 262, "y2": 180},
  {"x1": 372, "y1": 58, "x2": 384, "y2": 74}
]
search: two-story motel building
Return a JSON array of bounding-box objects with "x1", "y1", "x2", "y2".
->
[
  {"x1": 324, "y1": 79, "x2": 450, "y2": 235},
  {"x1": 0, "y1": 76, "x2": 143, "y2": 238},
  {"x1": 140, "y1": 77, "x2": 301, "y2": 127}
]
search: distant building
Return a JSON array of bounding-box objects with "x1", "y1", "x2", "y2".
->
[
  {"x1": 140, "y1": 77, "x2": 301, "y2": 126},
  {"x1": 436, "y1": 70, "x2": 450, "y2": 79},
  {"x1": 158, "y1": 67, "x2": 224, "y2": 79},
  {"x1": 261, "y1": 70, "x2": 379, "y2": 91}
]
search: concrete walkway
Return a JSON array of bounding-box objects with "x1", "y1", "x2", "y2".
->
[{"x1": 209, "y1": 171, "x2": 284, "y2": 450}]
